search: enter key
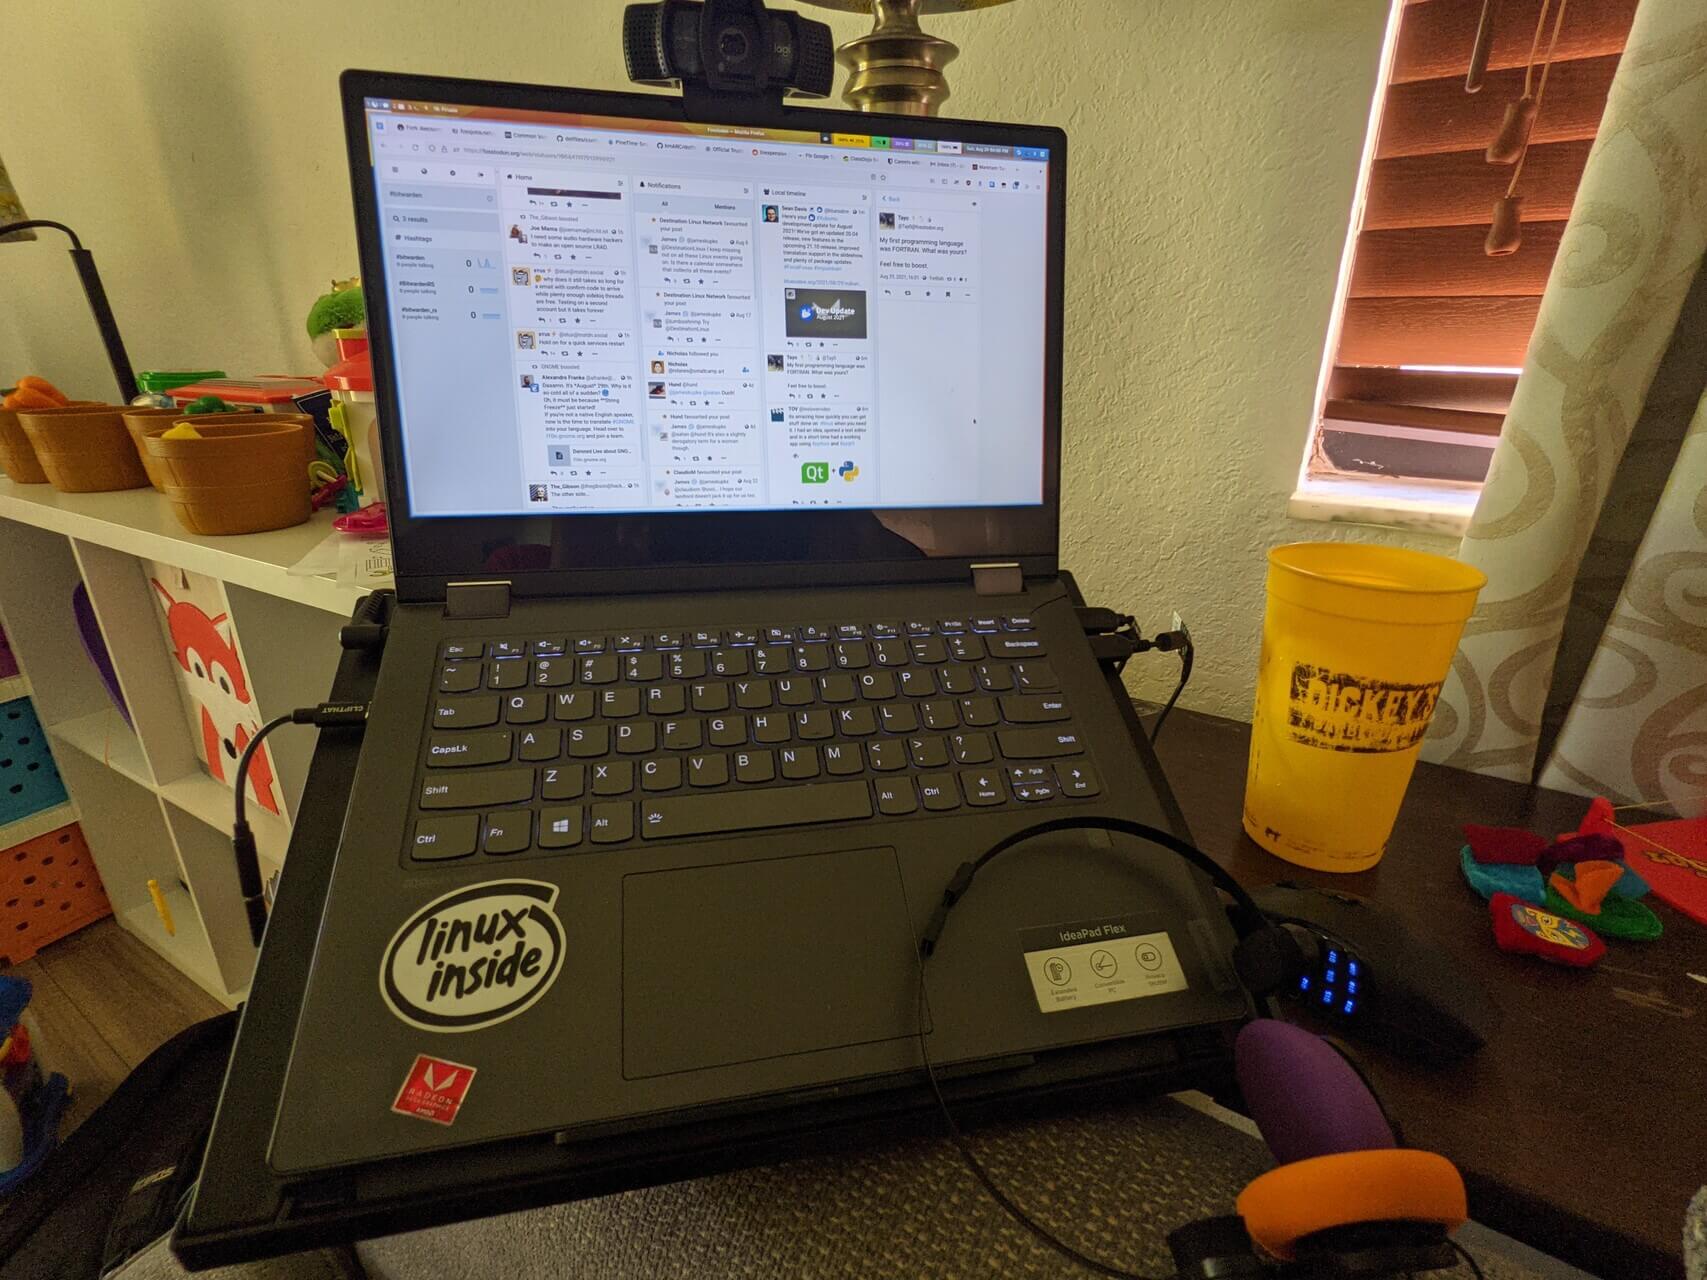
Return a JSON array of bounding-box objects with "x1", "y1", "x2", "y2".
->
[{"x1": 999, "y1": 694, "x2": 1070, "y2": 723}]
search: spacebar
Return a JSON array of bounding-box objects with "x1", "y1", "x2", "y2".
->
[{"x1": 640, "y1": 781, "x2": 872, "y2": 839}]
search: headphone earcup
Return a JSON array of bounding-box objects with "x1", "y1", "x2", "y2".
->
[
  {"x1": 1235, "y1": 1149, "x2": 1468, "y2": 1261},
  {"x1": 1235, "y1": 1019, "x2": 1395, "y2": 1164}
]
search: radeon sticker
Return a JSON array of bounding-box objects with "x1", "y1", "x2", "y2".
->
[{"x1": 380, "y1": 880, "x2": 566, "y2": 1032}]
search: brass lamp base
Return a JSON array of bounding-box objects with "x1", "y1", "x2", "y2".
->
[{"x1": 800, "y1": 0, "x2": 1016, "y2": 116}]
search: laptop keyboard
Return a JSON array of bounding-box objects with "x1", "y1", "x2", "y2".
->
[{"x1": 409, "y1": 614, "x2": 1101, "y2": 864}]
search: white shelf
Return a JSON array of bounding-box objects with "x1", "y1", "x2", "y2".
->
[
  {"x1": 0, "y1": 478, "x2": 375, "y2": 616},
  {"x1": 0, "y1": 800, "x2": 78, "y2": 850},
  {"x1": 47, "y1": 708, "x2": 152, "y2": 788},
  {"x1": 0, "y1": 674, "x2": 29, "y2": 703},
  {"x1": 116, "y1": 889, "x2": 237, "y2": 1008},
  {"x1": 159, "y1": 772, "x2": 293, "y2": 864}
]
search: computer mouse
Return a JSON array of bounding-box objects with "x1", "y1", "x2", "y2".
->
[{"x1": 1250, "y1": 881, "x2": 1499, "y2": 1064}]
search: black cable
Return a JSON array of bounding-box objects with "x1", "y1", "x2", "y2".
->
[
  {"x1": 1450, "y1": 1239, "x2": 1488, "y2": 1280},
  {"x1": 1147, "y1": 632, "x2": 1194, "y2": 745}
]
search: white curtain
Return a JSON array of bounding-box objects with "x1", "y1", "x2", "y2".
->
[{"x1": 1423, "y1": 0, "x2": 1707, "y2": 814}]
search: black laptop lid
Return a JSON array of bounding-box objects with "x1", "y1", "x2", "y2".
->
[{"x1": 340, "y1": 71, "x2": 1066, "y2": 601}]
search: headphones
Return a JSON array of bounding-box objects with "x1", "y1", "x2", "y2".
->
[{"x1": 918, "y1": 815, "x2": 1476, "y2": 1279}]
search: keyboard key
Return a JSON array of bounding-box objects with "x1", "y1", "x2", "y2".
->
[
  {"x1": 662, "y1": 718, "x2": 703, "y2": 750},
  {"x1": 997, "y1": 727, "x2": 1086, "y2": 759},
  {"x1": 836, "y1": 705, "x2": 877, "y2": 736},
  {"x1": 566, "y1": 724, "x2": 611, "y2": 757},
  {"x1": 970, "y1": 617, "x2": 1000, "y2": 634},
  {"x1": 858, "y1": 670, "x2": 897, "y2": 700},
  {"x1": 483, "y1": 810, "x2": 531, "y2": 855},
  {"x1": 533, "y1": 657, "x2": 573, "y2": 687},
  {"x1": 647, "y1": 684, "x2": 687, "y2": 715},
  {"x1": 939, "y1": 665, "x2": 976, "y2": 695},
  {"x1": 735, "y1": 749, "x2": 775, "y2": 784},
  {"x1": 1001, "y1": 693, "x2": 1070, "y2": 723},
  {"x1": 1013, "y1": 779, "x2": 1058, "y2": 802},
  {"x1": 1008, "y1": 766, "x2": 1054, "y2": 786},
  {"x1": 905, "y1": 621, "x2": 933, "y2": 637},
  {"x1": 961, "y1": 771, "x2": 1005, "y2": 806},
  {"x1": 834, "y1": 642, "x2": 870, "y2": 670},
  {"x1": 735, "y1": 679, "x2": 773, "y2": 709},
  {"x1": 753, "y1": 645, "x2": 791, "y2": 675},
  {"x1": 727, "y1": 627, "x2": 759, "y2": 646},
  {"x1": 958, "y1": 697, "x2": 1000, "y2": 728},
  {"x1": 1003, "y1": 615, "x2": 1035, "y2": 630},
  {"x1": 553, "y1": 690, "x2": 595, "y2": 721},
  {"x1": 692, "y1": 682, "x2": 730, "y2": 712},
  {"x1": 780, "y1": 746, "x2": 820, "y2": 780},
  {"x1": 589, "y1": 803, "x2": 633, "y2": 844},
  {"x1": 615, "y1": 721, "x2": 657, "y2": 754},
  {"x1": 688, "y1": 753, "x2": 729, "y2": 787},
  {"x1": 908, "y1": 735, "x2": 950, "y2": 769},
  {"x1": 869, "y1": 622, "x2": 900, "y2": 639},
  {"x1": 835, "y1": 623, "x2": 865, "y2": 640},
  {"x1": 823, "y1": 742, "x2": 862, "y2": 775},
  {"x1": 491, "y1": 640, "x2": 527, "y2": 659},
  {"x1": 614, "y1": 633, "x2": 645, "y2": 652},
  {"x1": 708, "y1": 714, "x2": 747, "y2": 747},
  {"x1": 798, "y1": 624, "x2": 830, "y2": 642},
  {"x1": 489, "y1": 659, "x2": 529, "y2": 690},
  {"x1": 420, "y1": 770, "x2": 533, "y2": 809},
  {"x1": 574, "y1": 637, "x2": 606, "y2": 655},
  {"x1": 818, "y1": 673, "x2": 856, "y2": 703},
  {"x1": 531, "y1": 637, "x2": 566, "y2": 656},
  {"x1": 951, "y1": 732, "x2": 994, "y2": 765},
  {"x1": 516, "y1": 728, "x2": 560, "y2": 762},
  {"x1": 640, "y1": 780, "x2": 871, "y2": 840},
  {"x1": 897, "y1": 669, "x2": 934, "y2": 698},
  {"x1": 752, "y1": 712, "x2": 790, "y2": 744},
  {"x1": 504, "y1": 692, "x2": 546, "y2": 724},
  {"x1": 625, "y1": 652, "x2": 664, "y2": 682},
  {"x1": 880, "y1": 704, "x2": 919, "y2": 734},
  {"x1": 591, "y1": 760, "x2": 633, "y2": 795},
  {"x1": 671, "y1": 650, "x2": 708, "y2": 680},
  {"x1": 868, "y1": 740, "x2": 907, "y2": 772},
  {"x1": 937, "y1": 618, "x2": 967, "y2": 634},
  {"x1": 876, "y1": 778, "x2": 918, "y2": 815},
  {"x1": 539, "y1": 806, "x2": 583, "y2": 849},
  {"x1": 764, "y1": 626, "x2": 792, "y2": 644},
  {"x1": 426, "y1": 730, "x2": 511, "y2": 768},
  {"x1": 641, "y1": 757, "x2": 681, "y2": 791},
  {"x1": 1012, "y1": 661, "x2": 1059, "y2": 691},
  {"x1": 948, "y1": 634, "x2": 986, "y2": 662},
  {"x1": 688, "y1": 629, "x2": 717, "y2": 648},
  {"x1": 541, "y1": 764, "x2": 585, "y2": 800},
  {"x1": 918, "y1": 774, "x2": 960, "y2": 811},
  {"x1": 601, "y1": 687, "x2": 641, "y2": 718},
  {"x1": 873, "y1": 639, "x2": 909, "y2": 668},
  {"x1": 1058, "y1": 762, "x2": 1101, "y2": 797},
  {"x1": 438, "y1": 663, "x2": 482, "y2": 694},
  {"x1": 920, "y1": 699, "x2": 960, "y2": 731},
  {"x1": 580, "y1": 654, "x2": 619, "y2": 684},
  {"x1": 990, "y1": 635, "x2": 1047, "y2": 659},
  {"x1": 795, "y1": 708, "x2": 832, "y2": 740},
  {"x1": 976, "y1": 663, "x2": 1015, "y2": 692},
  {"x1": 442, "y1": 641, "x2": 482, "y2": 661},
  {"x1": 434, "y1": 696, "x2": 499, "y2": 729},
  {"x1": 909, "y1": 637, "x2": 949, "y2": 664},
  {"x1": 411, "y1": 814, "x2": 477, "y2": 861},
  {"x1": 652, "y1": 631, "x2": 683, "y2": 650},
  {"x1": 794, "y1": 645, "x2": 830, "y2": 673},
  {"x1": 709, "y1": 649, "x2": 749, "y2": 677},
  {"x1": 776, "y1": 676, "x2": 814, "y2": 706}
]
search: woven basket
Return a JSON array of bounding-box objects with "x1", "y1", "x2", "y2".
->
[
  {"x1": 145, "y1": 420, "x2": 311, "y2": 535},
  {"x1": 17, "y1": 405, "x2": 150, "y2": 492}
]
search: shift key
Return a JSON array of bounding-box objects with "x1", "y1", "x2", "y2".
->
[
  {"x1": 419, "y1": 769, "x2": 534, "y2": 809},
  {"x1": 997, "y1": 727, "x2": 1086, "y2": 759}
]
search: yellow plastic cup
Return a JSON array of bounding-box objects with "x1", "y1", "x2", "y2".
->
[{"x1": 1243, "y1": 544, "x2": 1486, "y2": 872}]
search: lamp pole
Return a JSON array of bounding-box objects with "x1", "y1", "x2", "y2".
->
[{"x1": 1, "y1": 219, "x2": 139, "y2": 404}]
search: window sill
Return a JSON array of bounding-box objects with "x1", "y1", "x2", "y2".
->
[{"x1": 1288, "y1": 475, "x2": 1477, "y2": 538}]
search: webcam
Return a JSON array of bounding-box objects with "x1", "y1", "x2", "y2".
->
[{"x1": 623, "y1": 0, "x2": 834, "y2": 105}]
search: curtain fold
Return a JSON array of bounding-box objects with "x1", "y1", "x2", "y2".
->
[{"x1": 1422, "y1": 0, "x2": 1707, "y2": 814}]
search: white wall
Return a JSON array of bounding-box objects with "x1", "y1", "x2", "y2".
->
[{"x1": 0, "y1": 0, "x2": 1455, "y2": 718}]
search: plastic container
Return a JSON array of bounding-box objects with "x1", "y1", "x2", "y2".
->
[
  {"x1": 0, "y1": 401, "x2": 101, "y2": 485},
  {"x1": 120, "y1": 406, "x2": 188, "y2": 490},
  {"x1": 16, "y1": 405, "x2": 150, "y2": 492},
  {"x1": 324, "y1": 352, "x2": 384, "y2": 505},
  {"x1": 130, "y1": 413, "x2": 315, "y2": 491},
  {"x1": 0, "y1": 822, "x2": 110, "y2": 964},
  {"x1": 1242, "y1": 544, "x2": 1486, "y2": 872},
  {"x1": 144, "y1": 420, "x2": 311, "y2": 535},
  {"x1": 163, "y1": 376, "x2": 323, "y2": 412},
  {"x1": 135, "y1": 370, "x2": 226, "y2": 395},
  {"x1": 0, "y1": 697, "x2": 68, "y2": 828}
]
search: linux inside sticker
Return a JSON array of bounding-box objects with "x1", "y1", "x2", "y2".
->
[{"x1": 391, "y1": 1054, "x2": 476, "y2": 1126}]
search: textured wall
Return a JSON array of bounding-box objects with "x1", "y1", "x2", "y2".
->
[{"x1": 0, "y1": 0, "x2": 1454, "y2": 717}]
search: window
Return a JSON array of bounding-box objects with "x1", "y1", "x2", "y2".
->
[{"x1": 1298, "y1": 0, "x2": 1637, "y2": 519}]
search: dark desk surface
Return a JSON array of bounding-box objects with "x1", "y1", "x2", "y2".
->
[{"x1": 1156, "y1": 710, "x2": 1704, "y2": 1280}]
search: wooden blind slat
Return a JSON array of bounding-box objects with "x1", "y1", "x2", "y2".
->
[
  {"x1": 1364, "y1": 139, "x2": 1591, "y2": 230},
  {"x1": 1324, "y1": 398, "x2": 1507, "y2": 438},
  {"x1": 1349, "y1": 221, "x2": 1564, "y2": 297},
  {"x1": 1328, "y1": 366, "x2": 1519, "y2": 413},
  {"x1": 1377, "y1": 54, "x2": 1620, "y2": 159},
  {"x1": 1392, "y1": 0, "x2": 1635, "y2": 85},
  {"x1": 1337, "y1": 296, "x2": 1541, "y2": 367}
]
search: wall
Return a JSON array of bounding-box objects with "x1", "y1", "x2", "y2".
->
[{"x1": 0, "y1": 0, "x2": 1456, "y2": 718}]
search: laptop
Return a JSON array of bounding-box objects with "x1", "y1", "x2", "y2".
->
[{"x1": 266, "y1": 68, "x2": 1248, "y2": 1185}]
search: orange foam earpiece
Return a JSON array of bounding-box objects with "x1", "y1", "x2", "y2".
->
[{"x1": 1236, "y1": 1149, "x2": 1468, "y2": 1260}]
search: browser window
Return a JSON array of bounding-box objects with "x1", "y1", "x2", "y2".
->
[{"x1": 364, "y1": 101, "x2": 1051, "y2": 518}]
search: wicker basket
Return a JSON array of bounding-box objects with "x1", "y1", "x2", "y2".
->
[{"x1": 17, "y1": 405, "x2": 151, "y2": 492}]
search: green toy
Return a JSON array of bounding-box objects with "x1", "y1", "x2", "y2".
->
[
  {"x1": 182, "y1": 395, "x2": 235, "y2": 415},
  {"x1": 307, "y1": 281, "x2": 365, "y2": 367}
]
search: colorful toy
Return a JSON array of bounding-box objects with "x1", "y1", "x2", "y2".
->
[
  {"x1": 1, "y1": 376, "x2": 70, "y2": 411},
  {"x1": 1488, "y1": 893, "x2": 1605, "y2": 967},
  {"x1": 1576, "y1": 797, "x2": 1707, "y2": 927},
  {"x1": 1461, "y1": 817, "x2": 1661, "y2": 951},
  {"x1": 0, "y1": 975, "x2": 71, "y2": 1194},
  {"x1": 307, "y1": 278, "x2": 365, "y2": 368}
]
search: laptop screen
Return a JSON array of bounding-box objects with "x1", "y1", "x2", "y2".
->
[{"x1": 360, "y1": 96, "x2": 1052, "y2": 520}]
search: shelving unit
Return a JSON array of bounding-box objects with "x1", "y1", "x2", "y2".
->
[{"x1": 0, "y1": 478, "x2": 377, "y2": 1004}]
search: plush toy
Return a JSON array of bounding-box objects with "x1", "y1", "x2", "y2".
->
[
  {"x1": 0, "y1": 975, "x2": 70, "y2": 1194},
  {"x1": 1461, "y1": 821, "x2": 1661, "y2": 947},
  {"x1": 306, "y1": 278, "x2": 365, "y2": 368}
]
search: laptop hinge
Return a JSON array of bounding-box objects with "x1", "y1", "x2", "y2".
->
[
  {"x1": 444, "y1": 580, "x2": 511, "y2": 619},
  {"x1": 970, "y1": 562, "x2": 1024, "y2": 596}
]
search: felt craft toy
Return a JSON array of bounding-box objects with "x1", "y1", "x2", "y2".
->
[
  {"x1": 1460, "y1": 847, "x2": 1547, "y2": 906},
  {"x1": 1460, "y1": 821, "x2": 1661, "y2": 944},
  {"x1": 1547, "y1": 860, "x2": 1625, "y2": 915},
  {"x1": 1542, "y1": 880, "x2": 1663, "y2": 942},
  {"x1": 1463, "y1": 824, "x2": 1547, "y2": 865},
  {"x1": 1536, "y1": 832, "x2": 1623, "y2": 879},
  {"x1": 1488, "y1": 892, "x2": 1605, "y2": 968}
]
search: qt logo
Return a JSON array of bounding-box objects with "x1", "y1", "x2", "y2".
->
[
  {"x1": 801, "y1": 461, "x2": 830, "y2": 483},
  {"x1": 379, "y1": 880, "x2": 566, "y2": 1032}
]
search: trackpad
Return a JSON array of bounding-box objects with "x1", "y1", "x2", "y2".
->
[{"x1": 623, "y1": 847, "x2": 918, "y2": 1078}]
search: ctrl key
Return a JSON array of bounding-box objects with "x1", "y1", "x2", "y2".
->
[{"x1": 411, "y1": 814, "x2": 478, "y2": 862}]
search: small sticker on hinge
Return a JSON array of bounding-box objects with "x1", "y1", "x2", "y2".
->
[{"x1": 1019, "y1": 916, "x2": 1188, "y2": 1013}]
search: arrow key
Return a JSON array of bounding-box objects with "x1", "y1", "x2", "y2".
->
[
  {"x1": 1059, "y1": 762, "x2": 1102, "y2": 798},
  {"x1": 961, "y1": 770, "x2": 1005, "y2": 806}
]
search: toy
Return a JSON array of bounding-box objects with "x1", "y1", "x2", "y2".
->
[
  {"x1": 1577, "y1": 796, "x2": 1707, "y2": 926},
  {"x1": 1488, "y1": 893, "x2": 1605, "y2": 967},
  {"x1": 307, "y1": 278, "x2": 365, "y2": 367},
  {"x1": 1, "y1": 376, "x2": 70, "y2": 410},
  {"x1": 0, "y1": 975, "x2": 71, "y2": 1194},
  {"x1": 182, "y1": 395, "x2": 234, "y2": 416},
  {"x1": 1461, "y1": 820, "x2": 1661, "y2": 943}
]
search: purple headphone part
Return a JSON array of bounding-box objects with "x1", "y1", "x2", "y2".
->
[
  {"x1": 72, "y1": 581, "x2": 132, "y2": 730},
  {"x1": 1235, "y1": 1019, "x2": 1396, "y2": 1166}
]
